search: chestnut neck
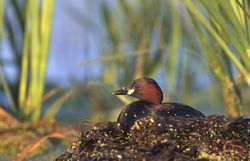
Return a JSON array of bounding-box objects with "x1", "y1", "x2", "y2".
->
[{"x1": 140, "y1": 83, "x2": 163, "y2": 105}]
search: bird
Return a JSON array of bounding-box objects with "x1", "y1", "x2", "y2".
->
[{"x1": 113, "y1": 77, "x2": 205, "y2": 132}]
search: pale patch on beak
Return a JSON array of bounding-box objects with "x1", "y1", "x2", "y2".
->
[{"x1": 127, "y1": 89, "x2": 135, "y2": 95}]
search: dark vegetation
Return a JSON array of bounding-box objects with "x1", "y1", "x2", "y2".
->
[{"x1": 56, "y1": 116, "x2": 249, "y2": 160}]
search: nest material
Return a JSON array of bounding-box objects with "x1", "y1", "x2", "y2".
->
[{"x1": 56, "y1": 115, "x2": 249, "y2": 161}]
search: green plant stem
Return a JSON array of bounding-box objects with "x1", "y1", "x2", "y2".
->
[
  {"x1": 182, "y1": 0, "x2": 250, "y2": 86},
  {"x1": 167, "y1": 0, "x2": 181, "y2": 97},
  {"x1": 19, "y1": 5, "x2": 30, "y2": 116}
]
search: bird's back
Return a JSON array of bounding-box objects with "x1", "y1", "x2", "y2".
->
[
  {"x1": 152, "y1": 102, "x2": 205, "y2": 118},
  {"x1": 118, "y1": 101, "x2": 205, "y2": 132}
]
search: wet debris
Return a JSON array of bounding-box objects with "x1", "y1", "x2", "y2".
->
[{"x1": 56, "y1": 115, "x2": 249, "y2": 160}]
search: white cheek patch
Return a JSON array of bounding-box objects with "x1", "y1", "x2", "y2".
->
[{"x1": 127, "y1": 89, "x2": 135, "y2": 95}]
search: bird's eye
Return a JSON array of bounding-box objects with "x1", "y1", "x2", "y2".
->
[{"x1": 135, "y1": 85, "x2": 139, "y2": 89}]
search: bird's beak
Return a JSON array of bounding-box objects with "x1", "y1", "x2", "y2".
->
[
  {"x1": 113, "y1": 87, "x2": 136, "y2": 95},
  {"x1": 113, "y1": 87, "x2": 128, "y2": 95}
]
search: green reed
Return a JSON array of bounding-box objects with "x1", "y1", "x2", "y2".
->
[{"x1": 0, "y1": 0, "x2": 73, "y2": 122}]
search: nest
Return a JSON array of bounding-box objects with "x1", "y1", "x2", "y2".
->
[{"x1": 56, "y1": 115, "x2": 249, "y2": 161}]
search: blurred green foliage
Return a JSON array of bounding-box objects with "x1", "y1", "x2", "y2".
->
[
  {"x1": 0, "y1": 0, "x2": 74, "y2": 122},
  {"x1": 78, "y1": 0, "x2": 250, "y2": 119},
  {"x1": 0, "y1": 0, "x2": 249, "y2": 124}
]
